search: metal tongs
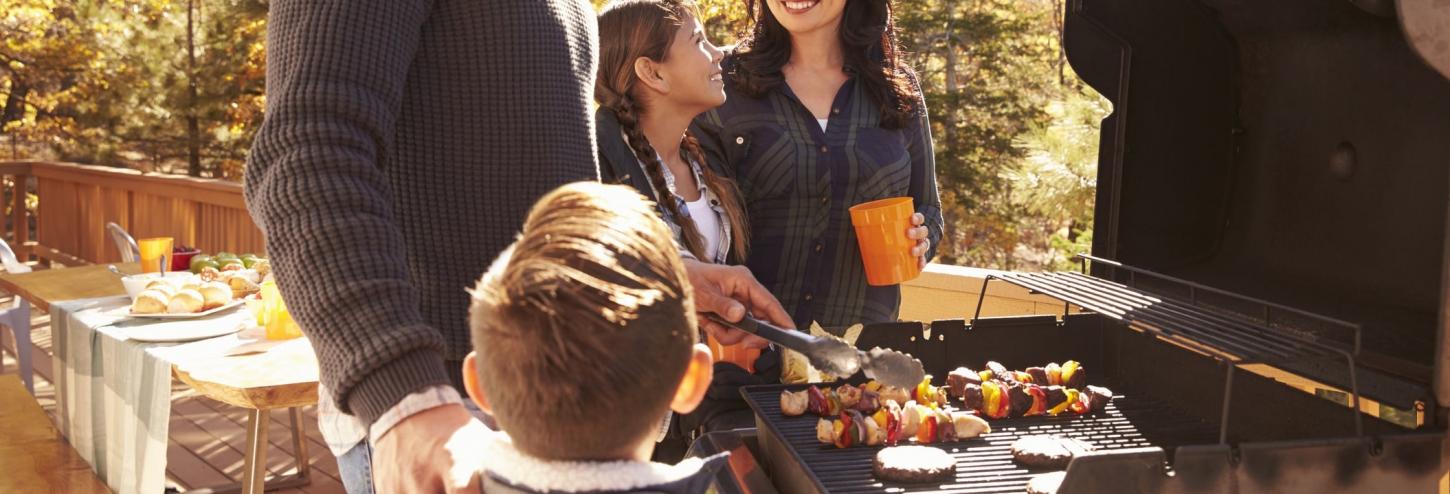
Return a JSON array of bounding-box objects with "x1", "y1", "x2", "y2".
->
[{"x1": 704, "y1": 313, "x2": 926, "y2": 388}]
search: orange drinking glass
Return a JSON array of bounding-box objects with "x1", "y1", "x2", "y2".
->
[
  {"x1": 849, "y1": 197, "x2": 921, "y2": 286},
  {"x1": 137, "y1": 237, "x2": 174, "y2": 274}
]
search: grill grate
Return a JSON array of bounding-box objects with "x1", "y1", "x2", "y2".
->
[
  {"x1": 976, "y1": 254, "x2": 1367, "y2": 439},
  {"x1": 743, "y1": 382, "x2": 1219, "y2": 494}
]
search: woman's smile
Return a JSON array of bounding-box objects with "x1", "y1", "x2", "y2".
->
[{"x1": 780, "y1": 0, "x2": 821, "y2": 15}]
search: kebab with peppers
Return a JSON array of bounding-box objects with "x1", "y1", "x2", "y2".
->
[
  {"x1": 813, "y1": 399, "x2": 991, "y2": 447},
  {"x1": 780, "y1": 379, "x2": 947, "y2": 418},
  {"x1": 945, "y1": 361, "x2": 1113, "y2": 419}
]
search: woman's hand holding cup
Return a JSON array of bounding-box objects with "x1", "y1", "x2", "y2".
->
[{"x1": 907, "y1": 212, "x2": 930, "y2": 270}]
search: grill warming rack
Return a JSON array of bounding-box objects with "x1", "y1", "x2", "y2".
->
[{"x1": 973, "y1": 253, "x2": 1366, "y2": 441}]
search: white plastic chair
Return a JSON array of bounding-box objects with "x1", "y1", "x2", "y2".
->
[
  {"x1": 0, "y1": 238, "x2": 32, "y2": 394},
  {"x1": 107, "y1": 222, "x2": 139, "y2": 263}
]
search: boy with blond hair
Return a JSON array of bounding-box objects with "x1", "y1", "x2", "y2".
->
[{"x1": 460, "y1": 182, "x2": 725, "y2": 492}]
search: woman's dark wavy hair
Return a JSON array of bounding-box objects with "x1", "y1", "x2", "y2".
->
[{"x1": 730, "y1": 0, "x2": 918, "y2": 129}]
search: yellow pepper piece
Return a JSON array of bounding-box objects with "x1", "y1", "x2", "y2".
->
[
  {"x1": 983, "y1": 383, "x2": 1000, "y2": 414},
  {"x1": 1061, "y1": 360, "x2": 1081, "y2": 385},
  {"x1": 1048, "y1": 389, "x2": 1080, "y2": 415},
  {"x1": 872, "y1": 408, "x2": 889, "y2": 429}
]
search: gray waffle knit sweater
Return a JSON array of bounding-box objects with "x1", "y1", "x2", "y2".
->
[{"x1": 244, "y1": 0, "x2": 599, "y2": 425}]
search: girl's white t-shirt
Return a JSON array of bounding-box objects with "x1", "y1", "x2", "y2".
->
[{"x1": 685, "y1": 196, "x2": 722, "y2": 262}]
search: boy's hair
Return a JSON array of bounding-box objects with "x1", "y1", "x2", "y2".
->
[{"x1": 469, "y1": 181, "x2": 697, "y2": 460}]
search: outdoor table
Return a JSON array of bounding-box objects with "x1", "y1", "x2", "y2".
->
[
  {"x1": 0, "y1": 264, "x2": 318, "y2": 494},
  {"x1": 0, "y1": 262, "x2": 139, "y2": 313}
]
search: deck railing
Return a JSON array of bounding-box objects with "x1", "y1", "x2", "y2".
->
[
  {"x1": 0, "y1": 160, "x2": 1069, "y2": 318},
  {"x1": 0, "y1": 160, "x2": 265, "y2": 265}
]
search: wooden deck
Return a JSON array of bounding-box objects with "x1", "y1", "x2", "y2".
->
[{"x1": 0, "y1": 287, "x2": 346, "y2": 493}]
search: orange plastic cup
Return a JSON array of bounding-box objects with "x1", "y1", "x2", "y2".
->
[
  {"x1": 849, "y1": 197, "x2": 921, "y2": 286},
  {"x1": 138, "y1": 237, "x2": 173, "y2": 274}
]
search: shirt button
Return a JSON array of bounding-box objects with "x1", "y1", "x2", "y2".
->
[
  {"x1": 814, "y1": 243, "x2": 823, "y2": 253},
  {"x1": 818, "y1": 145, "x2": 828, "y2": 153},
  {"x1": 820, "y1": 196, "x2": 829, "y2": 205},
  {"x1": 804, "y1": 293, "x2": 814, "y2": 302},
  {"x1": 735, "y1": 136, "x2": 745, "y2": 145},
  {"x1": 831, "y1": 108, "x2": 841, "y2": 115}
]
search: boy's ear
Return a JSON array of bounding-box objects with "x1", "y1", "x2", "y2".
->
[
  {"x1": 462, "y1": 352, "x2": 493, "y2": 415},
  {"x1": 670, "y1": 344, "x2": 714, "y2": 414}
]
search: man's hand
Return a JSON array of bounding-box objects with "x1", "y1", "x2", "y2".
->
[
  {"x1": 372, "y1": 404, "x2": 488, "y2": 493},
  {"x1": 684, "y1": 259, "x2": 794, "y2": 348}
]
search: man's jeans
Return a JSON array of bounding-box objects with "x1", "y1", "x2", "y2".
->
[
  {"x1": 334, "y1": 400, "x2": 491, "y2": 493},
  {"x1": 337, "y1": 440, "x2": 375, "y2": 494}
]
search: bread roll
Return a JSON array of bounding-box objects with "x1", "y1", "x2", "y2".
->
[
  {"x1": 131, "y1": 290, "x2": 169, "y2": 314},
  {"x1": 168, "y1": 289, "x2": 204, "y2": 314},
  {"x1": 228, "y1": 276, "x2": 260, "y2": 294},
  {"x1": 144, "y1": 280, "x2": 177, "y2": 298},
  {"x1": 199, "y1": 282, "x2": 231, "y2": 310}
]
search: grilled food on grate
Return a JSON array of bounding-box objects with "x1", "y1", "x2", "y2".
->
[
  {"x1": 945, "y1": 360, "x2": 1112, "y2": 419},
  {"x1": 1011, "y1": 435, "x2": 1097, "y2": 469},
  {"x1": 780, "y1": 380, "x2": 939, "y2": 418},
  {"x1": 814, "y1": 400, "x2": 991, "y2": 447},
  {"x1": 872, "y1": 446, "x2": 957, "y2": 483},
  {"x1": 947, "y1": 360, "x2": 1088, "y2": 396}
]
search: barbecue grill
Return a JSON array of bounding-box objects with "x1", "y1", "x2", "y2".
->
[{"x1": 690, "y1": 0, "x2": 1450, "y2": 492}]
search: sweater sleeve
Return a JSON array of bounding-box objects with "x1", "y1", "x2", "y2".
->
[{"x1": 243, "y1": 0, "x2": 449, "y2": 425}]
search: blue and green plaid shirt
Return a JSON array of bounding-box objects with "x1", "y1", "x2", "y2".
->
[{"x1": 694, "y1": 71, "x2": 943, "y2": 328}]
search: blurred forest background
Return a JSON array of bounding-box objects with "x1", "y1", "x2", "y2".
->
[{"x1": 1, "y1": 0, "x2": 1108, "y2": 270}]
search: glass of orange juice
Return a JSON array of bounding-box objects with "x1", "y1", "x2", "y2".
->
[
  {"x1": 260, "y1": 279, "x2": 303, "y2": 340},
  {"x1": 137, "y1": 237, "x2": 174, "y2": 274}
]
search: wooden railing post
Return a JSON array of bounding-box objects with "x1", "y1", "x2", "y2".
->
[{"x1": 12, "y1": 173, "x2": 27, "y2": 261}]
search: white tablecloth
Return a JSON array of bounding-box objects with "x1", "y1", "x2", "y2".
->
[{"x1": 50, "y1": 296, "x2": 252, "y2": 494}]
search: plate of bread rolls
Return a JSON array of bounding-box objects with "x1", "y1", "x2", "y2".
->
[{"x1": 127, "y1": 273, "x2": 246, "y2": 318}]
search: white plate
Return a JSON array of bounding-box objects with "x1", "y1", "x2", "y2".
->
[
  {"x1": 128, "y1": 299, "x2": 245, "y2": 319},
  {"x1": 125, "y1": 315, "x2": 247, "y2": 343}
]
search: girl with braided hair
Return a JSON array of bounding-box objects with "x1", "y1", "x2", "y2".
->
[
  {"x1": 596, "y1": 0, "x2": 748, "y2": 266},
  {"x1": 595, "y1": 0, "x2": 778, "y2": 458}
]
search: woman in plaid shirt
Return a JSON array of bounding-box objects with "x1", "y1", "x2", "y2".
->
[{"x1": 695, "y1": 0, "x2": 944, "y2": 330}]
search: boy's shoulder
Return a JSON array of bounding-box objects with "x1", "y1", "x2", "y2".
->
[{"x1": 474, "y1": 433, "x2": 730, "y2": 494}]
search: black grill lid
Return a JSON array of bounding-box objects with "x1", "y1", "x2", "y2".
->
[{"x1": 1064, "y1": 0, "x2": 1450, "y2": 390}]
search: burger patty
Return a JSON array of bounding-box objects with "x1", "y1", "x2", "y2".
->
[
  {"x1": 872, "y1": 446, "x2": 957, "y2": 483},
  {"x1": 1010, "y1": 435, "x2": 1096, "y2": 469}
]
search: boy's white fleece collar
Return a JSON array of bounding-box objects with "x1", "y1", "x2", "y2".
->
[{"x1": 481, "y1": 433, "x2": 710, "y2": 492}]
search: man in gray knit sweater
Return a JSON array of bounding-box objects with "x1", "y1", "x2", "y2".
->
[{"x1": 245, "y1": 0, "x2": 785, "y2": 491}]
